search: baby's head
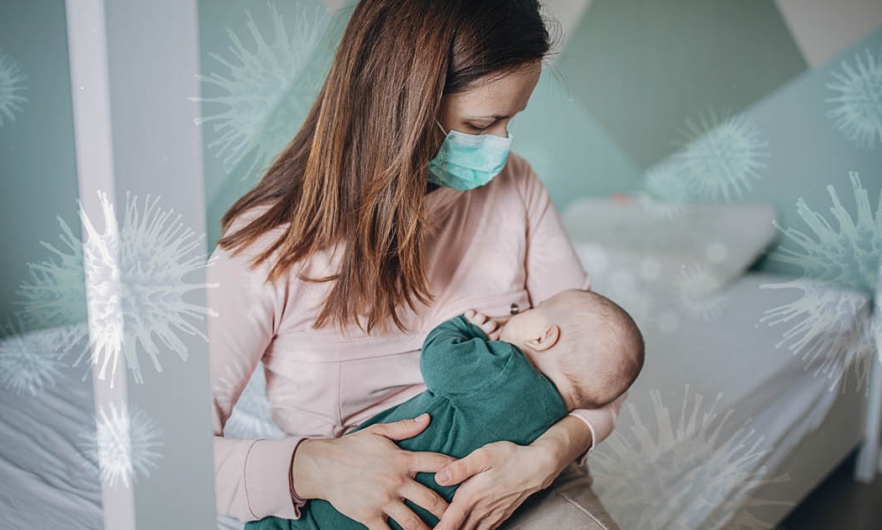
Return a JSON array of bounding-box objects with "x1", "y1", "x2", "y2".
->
[{"x1": 499, "y1": 289, "x2": 644, "y2": 410}]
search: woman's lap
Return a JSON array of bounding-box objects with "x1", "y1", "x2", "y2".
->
[{"x1": 499, "y1": 463, "x2": 619, "y2": 530}]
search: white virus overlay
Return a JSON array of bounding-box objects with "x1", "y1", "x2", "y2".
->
[
  {"x1": 17, "y1": 191, "x2": 217, "y2": 388},
  {"x1": 675, "y1": 110, "x2": 769, "y2": 202},
  {"x1": 760, "y1": 279, "x2": 873, "y2": 394},
  {"x1": 770, "y1": 171, "x2": 880, "y2": 294},
  {"x1": 79, "y1": 402, "x2": 163, "y2": 489},
  {"x1": 591, "y1": 386, "x2": 789, "y2": 529},
  {"x1": 0, "y1": 49, "x2": 28, "y2": 127},
  {"x1": 220, "y1": 361, "x2": 286, "y2": 440},
  {"x1": 761, "y1": 171, "x2": 880, "y2": 392},
  {"x1": 825, "y1": 47, "x2": 882, "y2": 150},
  {"x1": 642, "y1": 158, "x2": 692, "y2": 211},
  {"x1": 16, "y1": 220, "x2": 90, "y2": 346},
  {"x1": 190, "y1": 1, "x2": 332, "y2": 181},
  {"x1": 0, "y1": 316, "x2": 66, "y2": 397},
  {"x1": 674, "y1": 262, "x2": 729, "y2": 321}
]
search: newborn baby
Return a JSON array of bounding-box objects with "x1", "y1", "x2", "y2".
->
[{"x1": 247, "y1": 288, "x2": 644, "y2": 530}]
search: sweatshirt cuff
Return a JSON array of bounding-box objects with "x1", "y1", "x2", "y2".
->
[
  {"x1": 566, "y1": 412, "x2": 598, "y2": 466},
  {"x1": 243, "y1": 437, "x2": 308, "y2": 520}
]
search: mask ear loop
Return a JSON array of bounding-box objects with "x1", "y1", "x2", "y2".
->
[{"x1": 435, "y1": 119, "x2": 449, "y2": 136}]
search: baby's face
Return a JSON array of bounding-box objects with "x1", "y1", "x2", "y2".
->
[{"x1": 498, "y1": 290, "x2": 583, "y2": 347}]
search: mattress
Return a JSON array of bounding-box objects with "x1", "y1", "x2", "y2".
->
[
  {"x1": 585, "y1": 271, "x2": 874, "y2": 530},
  {"x1": 0, "y1": 272, "x2": 873, "y2": 529}
]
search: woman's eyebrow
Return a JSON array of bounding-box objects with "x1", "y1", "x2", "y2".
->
[{"x1": 467, "y1": 106, "x2": 528, "y2": 120}]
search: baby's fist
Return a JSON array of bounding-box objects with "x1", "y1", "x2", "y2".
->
[{"x1": 464, "y1": 309, "x2": 502, "y2": 341}]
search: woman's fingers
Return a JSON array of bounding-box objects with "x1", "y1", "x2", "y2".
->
[
  {"x1": 436, "y1": 450, "x2": 488, "y2": 486},
  {"x1": 399, "y1": 480, "x2": 450, "y2": 521},
  {"x1": 433, "y1": 496, "x2": 471, "y2": 530},
  {"x1": 370, "y1": 413, "x2": 432, "y2": 441},
  {"x1": 385, "y1": 502, "x2": 432, "y2": 530},
  {"x1": 365, "y1": 518, "x2": 393, "y2": 530},
  {"x1": 406, "y1": 450, "x2": 458, "y2": 474}
]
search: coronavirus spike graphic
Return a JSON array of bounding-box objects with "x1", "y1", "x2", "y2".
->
[
  {"x1": 0, "y1": 49, "x2": 28, "y2": 126},
  {"x1": 591, "y1": 386, "x2": 789, "y2": 529},
  {"x1": 825, "y1": 47, "x2": 882, "y2": 150},
  {"x1": 79, "y1": 402, "x2": 163, "y2": 489},
  {"x1": 643, "y1": 110, "x2": 768, "y2": 204},
  {"x1": 17, "y1": 190, "x2": 217, "y2": 388},
  {"x1": 190, "y1": 1, "x2": 332, "y2": 181},
  {"x1": 0, "y1": 316, "x2": 66, "y2": 397},
  {"x1": 761, "y1": 171, "x2": 879, "y2": 393}
]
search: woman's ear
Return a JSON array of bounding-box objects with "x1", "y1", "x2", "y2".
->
[{"x1": 525, "y1": 324, "x2": 560, "y2": 352}]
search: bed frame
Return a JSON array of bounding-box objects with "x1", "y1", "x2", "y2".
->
[{"x1": 748, "y1": 353, "x2": 877, "y2": 527}]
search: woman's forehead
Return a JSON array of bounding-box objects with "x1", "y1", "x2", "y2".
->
[{"x1": 443, "y1": 63, "x2": 541, "y2": 116}]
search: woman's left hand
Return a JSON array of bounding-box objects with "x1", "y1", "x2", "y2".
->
[{"x1": 432, "y1": 440, "x2": 558, "y2": 530}]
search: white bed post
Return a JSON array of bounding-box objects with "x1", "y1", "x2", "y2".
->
[
  {"x1": 65, "y1": 0, "x2": 216, "y2": 527},
  {"x1": 855, "y1": 258, "x2": 882, "y2": 482}
]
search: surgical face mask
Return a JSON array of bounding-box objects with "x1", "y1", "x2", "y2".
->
[{"x1": 427, "y1": 120, "x2": 513, "y2": 191}]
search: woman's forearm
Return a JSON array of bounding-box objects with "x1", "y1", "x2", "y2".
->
[{"x1": 531, "y1": 415, "x2": 594, "y2": 478}]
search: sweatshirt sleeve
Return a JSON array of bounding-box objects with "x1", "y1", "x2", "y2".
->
[
  {"x1": 516, "y1": 157, "x2": 621, "y2": 460},
  {"x1": 208, "y1": 225, "x2": 309, "y2": 522},
  {"x1": 421, "y1": 314, "x2": 515, "y2": 398}
]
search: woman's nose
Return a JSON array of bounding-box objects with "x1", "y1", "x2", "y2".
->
[{"x1": 485, "y1": 121, "x2": 510, "y2": 139}]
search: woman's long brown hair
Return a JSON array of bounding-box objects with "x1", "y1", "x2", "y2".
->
[{"x1": 218, "y1": 0, "x2": 554, "y2": 335}]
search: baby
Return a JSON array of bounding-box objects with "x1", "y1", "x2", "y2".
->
[{"x1": 248, "y1": 288, "x2": 644, "y2": 530}]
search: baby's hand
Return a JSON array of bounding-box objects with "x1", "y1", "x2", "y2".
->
[{"x1": 464, "y1": 309, "x2": 503, "y2": 341}]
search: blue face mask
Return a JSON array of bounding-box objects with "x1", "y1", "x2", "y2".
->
[{"x1": 427, "y1": 120, "x2": 513, "y2": 190}]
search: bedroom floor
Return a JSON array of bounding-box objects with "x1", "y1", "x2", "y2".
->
[{"x1": 778, "y1": 451, "x2": 882, "y2": 529}]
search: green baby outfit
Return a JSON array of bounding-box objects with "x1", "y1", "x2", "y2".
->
[{"x1": 245, "y1": 314, "x2": 568, "y2": 530}]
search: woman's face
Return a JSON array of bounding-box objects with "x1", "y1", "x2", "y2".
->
[{"x1": 438, "y1": 61, "x2": 542, "y2": 139}]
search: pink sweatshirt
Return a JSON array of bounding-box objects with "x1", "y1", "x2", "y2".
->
[{"x1": 208, "y1": 151, "x2": 624, "y2": 522}]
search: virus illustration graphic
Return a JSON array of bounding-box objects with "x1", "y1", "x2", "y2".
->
[
  {"x1": 769, "y1": 171, "x2": 880, "y2": 294},
  {"x1": 191, "y1": 1, "x2": 333, "y2": 181},
  {"x1": 760, "y1": 279, "x2": 874, "y2": 394},
  {"x1": 591, "y1": 386, "x2": 789, "y2": 529},
  {"x1": 674, "y1": 262, "x2": 729, "y2": 322},
  {"x1": 15, "y1": 219, "x2": 90, "y2": 348},
  {"x1": 641, "y1": 158, "x2": 692, "y2": 211},
  {"x1": 0, "y1": 316, "x2": 67, "y2": 397},
  {"x1": 760, "y1": 171, "x2": 880, "y2": 392},
  {"x1": 220, "y1": 361, "x2": 286, "y2": 440},
  {"x1": 644, "y1": 110, "x2": 768, "y2": 204},
  {"x1": 79, "y1": 402, "x2": 163, "y2": 489},
  {"x1": 674, "y1": 110, "x2": 768, "y2": 203},
  {"x1": 825, "y1": 47, "x2": 882, "y2": 150},
  {"x1": 17, "y1": 191, "x2": 217, "y2": 388},
  {"x1": 0, "y1": 49, "x2": 28, "y2": 127}
]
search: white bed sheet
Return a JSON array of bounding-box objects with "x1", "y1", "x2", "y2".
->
[
  {"x1": 1, "y1": 272, "x2": 873, "y2": 530},
  {"x1": 587, "y1": 272, "x2": 874, "y2": 530}
]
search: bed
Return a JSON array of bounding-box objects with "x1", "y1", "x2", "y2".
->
[
  {"x1": 562, "y1": 196, "x2": 876, "y2": 529},
  {"x1": 0, "y1": 200, "x2": 876, "y2": 530}
]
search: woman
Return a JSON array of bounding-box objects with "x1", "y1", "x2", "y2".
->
[{"x1": 209, "y1": 1, "x2": 624, "y2": 529}]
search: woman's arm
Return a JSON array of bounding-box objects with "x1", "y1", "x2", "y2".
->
[
  {"x1": 208, "y1": 234, "x2": 312, "y2": 521},
  {"x1": 209, "y1": 218, "x2": 456, "y2": 527}
]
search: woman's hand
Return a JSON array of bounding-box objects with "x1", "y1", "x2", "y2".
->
[
  {"x1": 291, "y1": 414, "x2": 457, "y2": 530},
  {"x1": 431, "y1": 440, "x2": 558, "y2": 530}
]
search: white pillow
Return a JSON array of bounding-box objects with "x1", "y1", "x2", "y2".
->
[
  {"x1": 561, "y1": 196, "x2": 777, "y2": 331},
  {"x1": 562, "y1": 196, "x2": 778, "y2": 288}
]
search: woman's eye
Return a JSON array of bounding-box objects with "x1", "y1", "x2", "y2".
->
[{"x1": 468, "y1": 123, "x2": 490, "y2": 132}]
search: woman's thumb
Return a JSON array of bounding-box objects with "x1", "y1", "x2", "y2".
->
[{"x1": 375, "y1": 413, "x2": 431, "y2": 441}]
